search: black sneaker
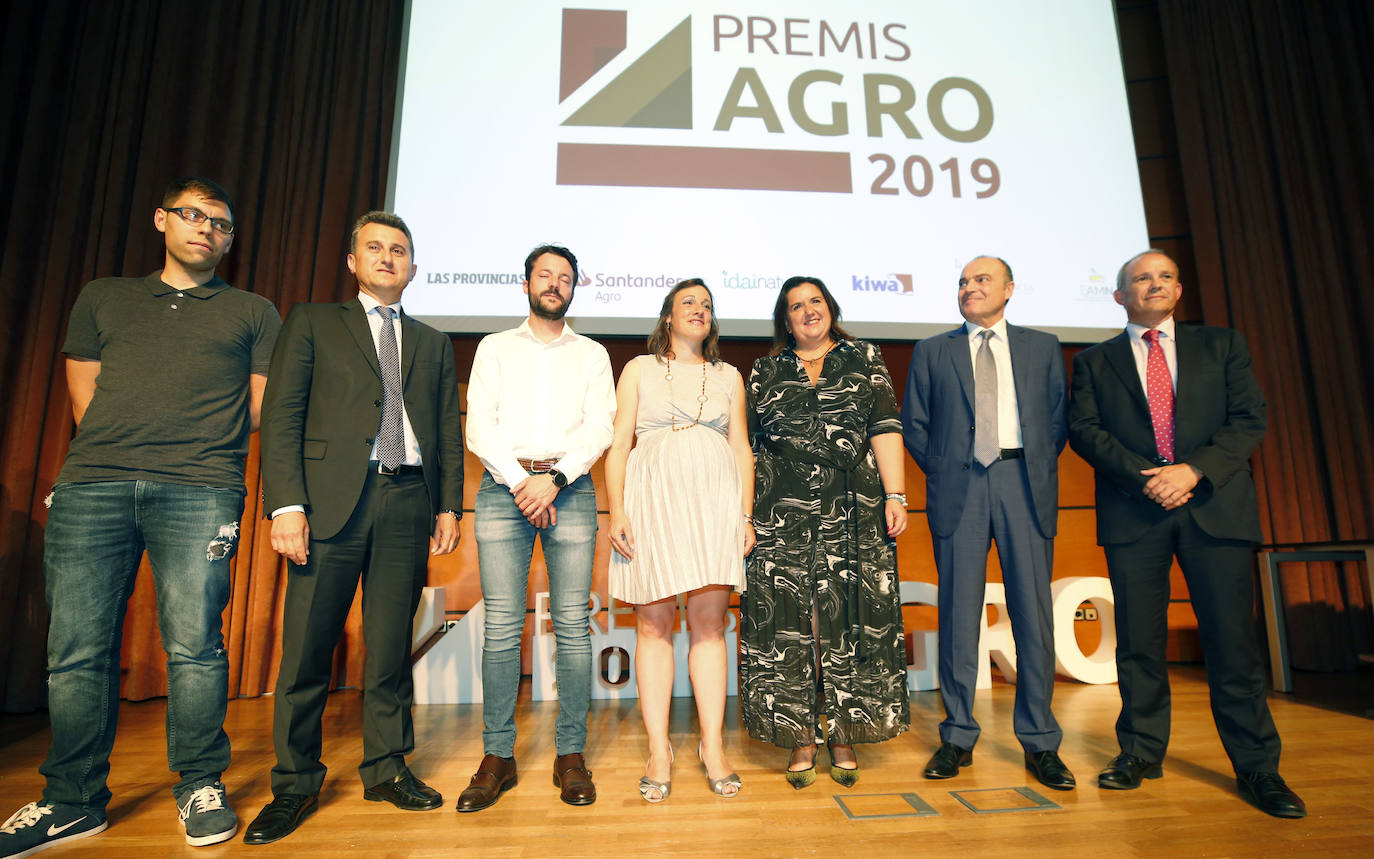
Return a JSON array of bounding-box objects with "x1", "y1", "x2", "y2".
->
[
  {"x1": 176, "y1": 781, "x2": 238, "y2": 846},
  {"x1": 0, "y1": 801, "x2": 107, "y2": 858}
]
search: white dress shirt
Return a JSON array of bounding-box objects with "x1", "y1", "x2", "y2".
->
[
  {"x1": 964, "y1": 318, "x2": 1024, "y2": 449},
  {"x1": 1125, "y1": 315, "x2": 1179, "y2": 395},
  {"x1": 358, "y1": 291, "x2": 423, "y2": 466},
  {"x1": 465, "y1": 319, "x2": 616, "y2": 488}
]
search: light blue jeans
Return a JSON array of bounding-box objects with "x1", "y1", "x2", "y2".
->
[
  {"x1": 40, "y1": 480, "x2": 243, "y2": 813},
  {"x1": 475, "y1": 472, "x2": 597, "y2": 758}
]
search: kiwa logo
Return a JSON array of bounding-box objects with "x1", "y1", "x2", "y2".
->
[
  {"x1": 851, "y1": 274, "x2": 914, "y2": 294},
  {"x1": 555, "y1": 9, "x2": 999, "y2": 199}
]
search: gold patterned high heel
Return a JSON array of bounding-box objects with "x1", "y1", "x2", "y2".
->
[
  {"x1": 785, "y1": 743, "x2": 818, "y2": 790},
  {"x1": 828, "y1": 743, "x2": 859, "y2": 788}
]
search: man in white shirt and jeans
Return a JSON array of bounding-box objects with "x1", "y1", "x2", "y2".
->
[{"x1": 457, "y1": 244, "x2": 616, "y2": 812}]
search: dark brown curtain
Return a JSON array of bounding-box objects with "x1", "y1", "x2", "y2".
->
[
  {"x1": 0, "y1": 1, "x2": 407, "y2": 711},
  {"x1": 1160, "y1": 0, "x2": 1374, "y2": 669}
]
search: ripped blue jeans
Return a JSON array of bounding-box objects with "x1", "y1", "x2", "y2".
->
[{"x1": 40, "y1": 480, "x2": 243, "y2": 814}]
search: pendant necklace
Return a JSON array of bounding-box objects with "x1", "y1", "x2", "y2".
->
[
  {"x1": 796, "y1": 340, "x2": 835, "y2": 366},
  {"x1": 666, "y1": 357, "x2": 709, "y2": 431}
]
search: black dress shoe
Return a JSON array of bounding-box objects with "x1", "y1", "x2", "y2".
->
[
  {"x1": 923, "y1": 742, "x2": 973, "y2": 779},
  {"x1": 1025, "y1": 750, "x2": 1076, "y2": 790},
  {"x1": 243, "y1": 793, "x2": 318, "y2": 845},
  {"x1": 364, "y1": 769, "x2": 443, "y2": 811},
  {"x1": 456, "y1": 755, "x2": 517, "y2": 813},
  {"x1": 1097, "y1": 752, "x2": 1163, "y2": 790},
  {"x1": 553, "y1": 752, "x2": 597, "y2": 806},
  {"x1": 1237, "y1": 772, "x2": 1306, "y2": 819}
]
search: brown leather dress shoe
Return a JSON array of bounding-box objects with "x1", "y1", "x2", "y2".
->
[
  {"x1": 553, "y1": 753, "x2": 596, "y2": 806},
  {"x1": 455, "y1": 755, "x2": 517, "y2": 813}
]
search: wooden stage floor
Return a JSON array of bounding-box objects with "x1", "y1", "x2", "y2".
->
[{"x1": 1, "y1": 667, "x2": 1371, "y2": 857}]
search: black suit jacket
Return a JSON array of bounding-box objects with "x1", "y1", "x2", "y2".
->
[
  {"x1": 1067, "y1": 323, "x2": 1265, "y2": 546},
  {"x1": 901, "y1": 323, "x2": 1067, "y2": 539},
  {"x1": 259, "y1": 299, "x2": 464, "y2": 541}
]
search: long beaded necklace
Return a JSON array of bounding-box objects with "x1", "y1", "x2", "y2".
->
[{"x1": 665, "y1": 357, "x2": 709, "y2": 431}]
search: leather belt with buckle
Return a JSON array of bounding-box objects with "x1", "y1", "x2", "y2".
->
[
  {"x1": 372, "y1": 462, "x2": 423, "y2": 476},
  {"x1": 517, "y1": 457, "x2": 559, "y2": 473}
]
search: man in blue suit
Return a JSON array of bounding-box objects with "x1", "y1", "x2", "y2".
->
[{"x1": 901, "y1": 256, "x2": 1075, "y2": 790}]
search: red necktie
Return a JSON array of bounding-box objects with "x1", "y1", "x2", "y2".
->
[{"x1": 1143, "y1": 328, "x2": 1174, "y2": 462}]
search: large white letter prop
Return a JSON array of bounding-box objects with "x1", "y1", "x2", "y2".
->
[
  {"x1": 901, "y1": 581, "x2": 940, "y2": 691},
  {"x1": 1051, "y1": 577, "x2": 1117, "y2": 684},
  {"x1": 412, "y1": 599, "x2": 485, "y2": 704}
]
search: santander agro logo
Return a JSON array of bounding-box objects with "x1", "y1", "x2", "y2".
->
[{"x1": 555, "y1": 8, "x2": 1001, "y2": 199}]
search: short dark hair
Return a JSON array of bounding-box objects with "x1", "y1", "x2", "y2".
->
[
  {"x1": 351, "y1": 211, "x2": 415, "y2": 257},
  {"x1": 647, "y1": 279, "x2": 721, "y2": 364},
  {"x1": 523, "y1": 244, "x2": 579, "y2": 288},
  {"x1": 162, "y1": 176, "x2": 235, "y2": 222},
  {"x1": 770, "y1": 276, "x2": 853, "y2": 356}
]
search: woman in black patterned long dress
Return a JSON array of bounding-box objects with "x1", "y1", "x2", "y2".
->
[{"x1": 740, "y1": 276, "x2": 911, "y2": 789}]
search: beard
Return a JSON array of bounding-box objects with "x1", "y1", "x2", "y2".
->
[{"x1": 529, "y1": 288, "x2": 571, "y2": 321}]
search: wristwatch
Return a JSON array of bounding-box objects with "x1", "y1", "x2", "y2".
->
[{"x1": 548, "y1": 468, "x2": 569, "y2": 489}]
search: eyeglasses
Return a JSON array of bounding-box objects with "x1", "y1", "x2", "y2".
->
[{"x1": 164, "y1": 207, "x2": 235, "y2": 235}]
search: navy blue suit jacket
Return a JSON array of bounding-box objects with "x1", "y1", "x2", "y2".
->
[{"x1": 901, "y1": 324, "x2": 1068, "y2": 539}]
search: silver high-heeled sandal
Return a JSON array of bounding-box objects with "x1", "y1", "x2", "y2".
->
[
  {"x1": 699, "y1": 742, "x2": 742, "y2": 797},
  {"x1": 638, "y1": 746, "x2": 673, "y2": 803}
]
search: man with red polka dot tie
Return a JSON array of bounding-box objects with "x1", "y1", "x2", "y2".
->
[{"x1": 1067, "y1": 250, "x2": 1304, "y2": 819}]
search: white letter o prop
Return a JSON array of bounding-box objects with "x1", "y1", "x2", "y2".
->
[{"x1": 1051, "y1": 576, "x2": 1117, "y2": 685}]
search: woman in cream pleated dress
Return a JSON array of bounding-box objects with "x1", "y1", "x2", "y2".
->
[{"x1": 606, "y1": 279, "x2": 755, "y2": 803}]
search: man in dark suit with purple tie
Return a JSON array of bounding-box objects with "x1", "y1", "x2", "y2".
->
[{"x1": 1068, "y1": 249, "x2": 1304, "y2": 818}]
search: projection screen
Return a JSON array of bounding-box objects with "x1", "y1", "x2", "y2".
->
[{"x1": 389, "y1": 0, "x2": 1148, "y2": 342}]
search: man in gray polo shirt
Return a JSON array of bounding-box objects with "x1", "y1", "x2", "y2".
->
[{"x1": 0, "y1": 177, "x2": 281, "y2": 858}]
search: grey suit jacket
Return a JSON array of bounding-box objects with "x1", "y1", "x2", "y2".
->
[
  {"x1": 259, "y1": 298, "x2": 464, "y2": 541},
  {"x1": 901, "y1": 323, "x2": 1067, "y2": 539}
]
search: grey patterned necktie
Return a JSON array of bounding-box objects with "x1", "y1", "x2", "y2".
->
[
  {"x1": 375, "y1": 305, "x2": 404, "y2": 470},
  {"x1": 974, "y1": 329, "x2": 999, "y2": 467}
]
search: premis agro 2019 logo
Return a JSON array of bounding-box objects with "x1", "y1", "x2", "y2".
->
[{"x1": 555, "y1": 9, "x2": 1001, "y2": 199}]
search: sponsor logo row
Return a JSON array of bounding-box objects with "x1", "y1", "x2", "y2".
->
[
  {"x1": 427, "y1": 268, "x2": 1118, "y2": 301},
  {"x1": 429, "y1": 269, "x2": 918, "y2": 295}
]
